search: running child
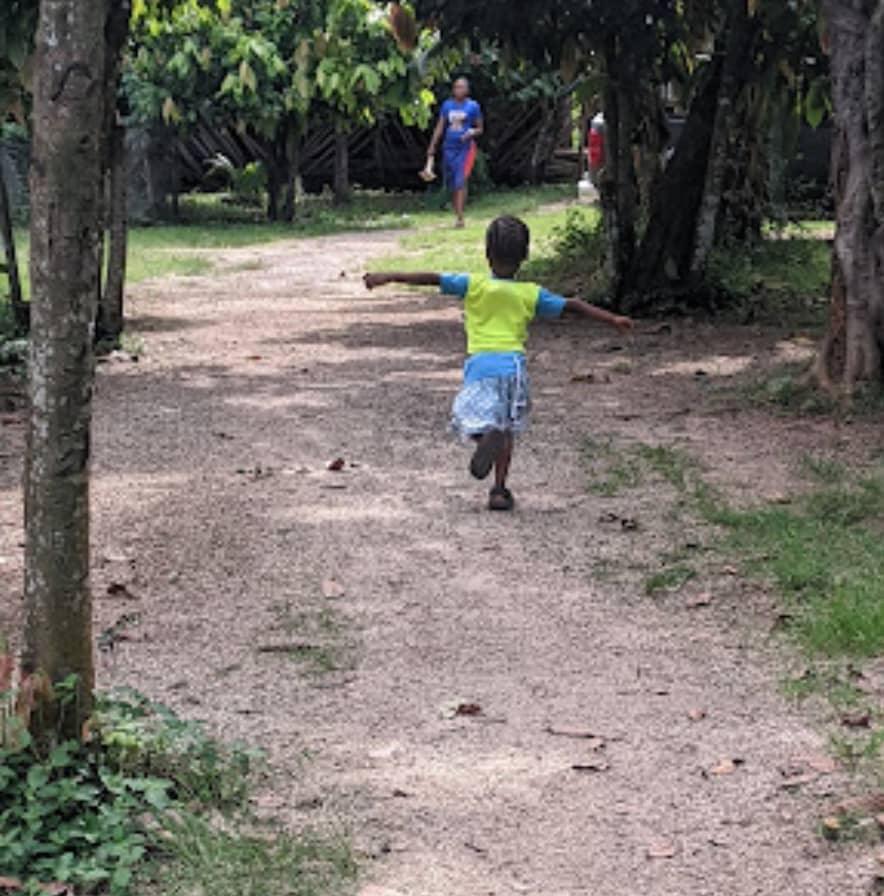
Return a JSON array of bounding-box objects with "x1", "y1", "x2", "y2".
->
[
  {"x1": 364, "y1": 215, "x2": 634, "y2": 512},
  {"x1": 426, "y1": 77, "x2": 483, "y2": 228}
]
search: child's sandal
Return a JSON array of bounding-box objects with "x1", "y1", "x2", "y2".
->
[{"x1": 488, "y1": 486, "x2": 515, "y2": 512}]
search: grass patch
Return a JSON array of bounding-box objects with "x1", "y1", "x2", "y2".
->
[
  {"x1": 143, "y1": 812, "x2": 356, "y2": 896},
  {"x1": 707, "y1": 473, "x2": 884, "y2": 658},
  {"x1": 583, "y1": 437, "x2": 698, "y2": 497},
  {"x1": 263, "y1": 600, "x2": 356, "y2": 677},
  {"x1": 377, "y1": 192, "x2": 593, "y2": 284},
  {"x1": 645, "y1": 564, "x2": 696, "y2": 596}
]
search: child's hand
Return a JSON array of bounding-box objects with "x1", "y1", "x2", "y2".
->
[
  {"x1": 612, "y1": 315, "x2": 634, "y2": 334},
  {"x1": 363, "y1": 272, "x2": 388, "y2": 290}
]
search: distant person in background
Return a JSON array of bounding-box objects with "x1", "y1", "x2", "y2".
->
[{"x1": 426, "y1": 78, "x2": 483, "y2": 228}]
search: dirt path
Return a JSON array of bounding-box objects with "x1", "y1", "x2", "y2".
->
[{"x1": 0, "y1": 229, "x2": 878, "y2": 894}]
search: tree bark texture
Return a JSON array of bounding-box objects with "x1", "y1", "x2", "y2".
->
[
  {"x1": 691, "y1": 0, "x2": 759, "y2": 274},
  {"x1": 99, "y1": 121, "x2": 127, "y2": 342},
  {"x1": 333, "y1": 129, "x2": 351, "y2": 205},
  {"x1": 630, "y1": 55, "x2": 723, "y2": 298},
  {"x1": 24, "y1": 0, "x2": 109, "y2": 740},
  {"x1": 600, "y1": 38, "x2": 638, "y2": 300},
  {"x1": 0, "y1": 160, "x2": 26, "y2": 332},
  {"x1": 95, "y1": 0, "x2": 131, "y2": 344},
  {"x1": 817, "y1": 0, "x2": 884, "y2": 388}
]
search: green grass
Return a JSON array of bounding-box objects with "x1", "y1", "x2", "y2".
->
[
  {"x1": 583, "y1": 437, "x2": 697, "y2": 498},
  {"x1": 143, "y1": 812, "x2": 356, "y2": 896},
  {"x1": 645, "y1": 564, "x2": 696, "y2": 595},
  {"x1": 376, "y1": 190, "x2": 592, "y2": 282},
  {"x1": 707, "y1": 473, "x2": 884, "y2": 657},
  {"x1": 2, "y1": 185, "x2": 573, "y2": 312}
]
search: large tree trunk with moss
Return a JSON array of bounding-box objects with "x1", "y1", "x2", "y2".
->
[
  {"x1": 816, "y1": 0, "x2": 884, "y2": 390},
  {"x1": 0, "y1": 160, "x2": 26, "y2": 332},
  {"x1": 24, "y1": 0, "x2": 108, "y2": 741},
  {"x1": 98, "y1": 121, "x2": 128, "y2": 343}
]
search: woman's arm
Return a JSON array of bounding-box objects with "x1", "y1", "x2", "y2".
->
[
  {"x1": 364, "y1": 272, "x2": 441, "y2": 290},
  {"x1": 564, "y1": 298, "x2": 633, "y2": 333},
  {"x1": 427, "y1": 117, "x2": 445, "y2": 158}
]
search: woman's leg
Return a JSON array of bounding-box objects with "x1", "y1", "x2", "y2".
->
[{"x1": 453, "y1": 187, "x2": 466, "y2": 226}]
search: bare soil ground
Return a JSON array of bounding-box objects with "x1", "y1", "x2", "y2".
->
[{"x1": 1, "y1": 228, "x2": 881, "y2": 895}]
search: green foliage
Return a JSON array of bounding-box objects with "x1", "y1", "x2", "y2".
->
[
  {"x1": 0, "y1": 736, "x2": 167, "y2": 892},
  {"x1": 95, "y1": 689, "x2": 259, "y2": 808},
  {"x1": 523, "y1": 207, "x2": 606, "y2": 296},
  {"x1": 0, "y1": 687, "x2": 260, "y2": 893}
]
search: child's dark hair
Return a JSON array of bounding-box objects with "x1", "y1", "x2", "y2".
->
[{"x1": 486, "y1": 216, "x2": 530, "y2": 270}]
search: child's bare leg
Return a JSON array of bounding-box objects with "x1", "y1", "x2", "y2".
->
[
  {"x1": 494, "y1": 433, "x2": 513, "y2": 489},
  {"x1": 489, "y1": 433, "x2": 515, "y2": 511}
]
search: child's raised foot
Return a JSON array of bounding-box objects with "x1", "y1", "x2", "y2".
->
[
  {"x1": 488, "y1": 486, "x2": 514, "y2": 512},
  {"x1": 470, "y1": 429, "x2": 505, "y2": 480}
]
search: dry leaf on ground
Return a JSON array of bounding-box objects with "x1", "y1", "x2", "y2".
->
[
  {"x1": 646, "y1": 841, "x2": 677, "y2": 859},
  {"x1": 709, "y1": 758, "x2": 744, "y2": 776},
  {"x1": 687, "y1": 708, "x2": 707, "y2": 722},
  {"x1": 327, "y1": 457, "x2": 346, "y2": 472},
  {"x1": 686, "y1": 592, "x2": 713, "y2": 608},
  {"x1": 572, "y1": 756, "x2": 610, "y2": 772},
  {"x1": 321, "y1": 578, "x2": 346, "y2": 599}
]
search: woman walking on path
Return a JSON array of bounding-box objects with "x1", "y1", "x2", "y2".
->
[{"x1": 426, "y1": 78, "x2": 483, "y2": 228}]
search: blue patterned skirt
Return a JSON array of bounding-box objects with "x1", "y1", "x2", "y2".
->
[{"x1": 450, "y1": 369, "x2": 531, "y2": 438}]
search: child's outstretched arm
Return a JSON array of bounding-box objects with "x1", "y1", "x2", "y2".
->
[
  {"x1": 564, "y1": 298, "x2": 633, "y2": 334},
  {"x1": 364, "y1": 272, "x2": 441, "y2": 290}
]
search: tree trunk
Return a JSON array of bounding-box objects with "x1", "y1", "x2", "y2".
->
[
  {"x1": 816, "y1": 0, "x2": 884, "y2": 389},
  {"x1": 98, "y1": 121, "x2": 127, "y2": 343},
  {"x1": 24, "y1": 0, "x2": 109, "y2": 741},
  {"x1": 0, "y1": 160, "x2": 26, "y2": 332},
  {"x1": 333, "y1": 129, "x2": 351, "y2": 205},
  {"x1": 630, "y1": 54, "x2": 724, "y2": 298},
  {"x1": 281, "y1": 126, "x2": 300, "y2": 224},
  {"x1": 95, "y1": 1, "x2": 131, "y2": 345},
  {"x1": 600, "y1": 38, "x2": 638, "y2": 300},
  {"x1": 691, "y1": 0, "x2": 758, "y2": 274}
]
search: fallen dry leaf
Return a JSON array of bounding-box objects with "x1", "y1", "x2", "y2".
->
[
  {"x1": 687, "y1": 708, "x2": 707, "y2": 722},
  {"x1": 780, "y1": 772, "x2": 818, "y2": 790},
  {"x1": 686, "y1": 592, "x2": 713, "y2": 609},
  {"x1": 106, "y1": 582, "x2": 139, "y2": 600},
  {"x1": 440, "y1": 700, "x2": 483, "y2": 719},
  {"x1": 545, "y1": 725, "x2": 604, "y2": 743},
  {"x1": 321, "y1": 578, "x2": 346, "y2": 599},
  {"x1": 646, "y1": 841, "x2": 677, "y2": 859},
  {"x1": 722, "y1": 565, "x2": 739, "y2": 576},
  {"x1": 840, "y1": 711, "x2": 871, "y2": 729},
  {"x1": 572, "y1": 756, "x2": 610, "y2": 772},
  {"x1": 791, "y1": 753, "x2": 837, "y2": 775},
  {"x1": 821, "y1": 816, "x2": 842, "y2": 840},
  {"x1": 570, "y1": 371, "x2": 611, "y2": 385},
  {"x1": 876, "y1": 814, "x2": 884, "y2": 831},
  {"x1": 709, "y1": 758, "x2": 744, "y2": 776},
  {"x1": 327, "y1": 457, "x2": 346, "y2": 472}
]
